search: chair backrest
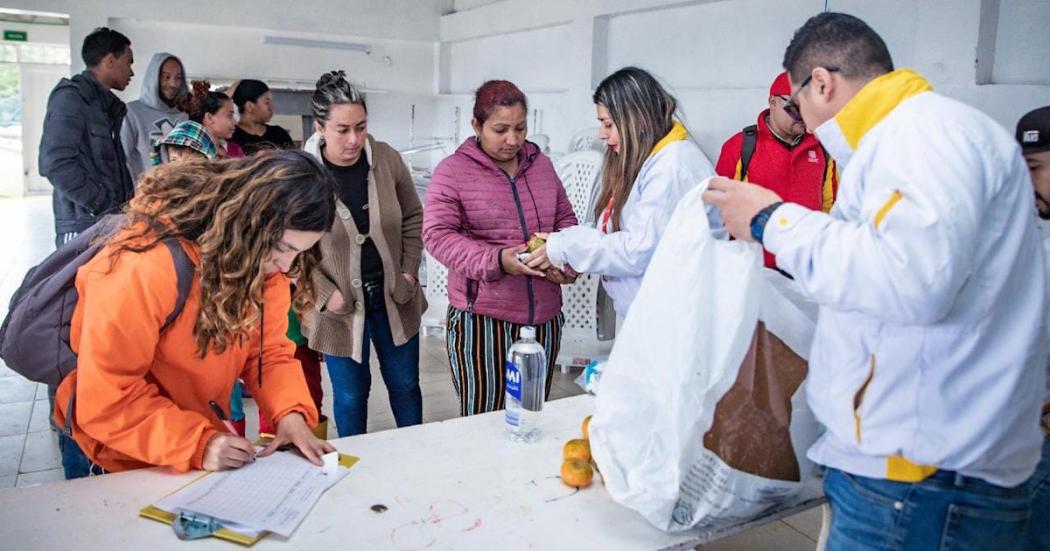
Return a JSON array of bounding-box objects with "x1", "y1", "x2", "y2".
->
[
  {"x1": 567, "y1": 127, "x2": 604, "y2": 154},
  {"x1": 421, "y1": 251, "x2": 450, "y2": 333},
  {"x1": 554, "y1": 150, "x2": 603, "y2": 225},
  {"x1": 552, "y1": 150, "x2": 608, "y2": 362}
]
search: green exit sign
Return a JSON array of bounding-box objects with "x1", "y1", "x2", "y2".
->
[{"x1": 3, "y1": 30, "x2": 27, "y2": 42}]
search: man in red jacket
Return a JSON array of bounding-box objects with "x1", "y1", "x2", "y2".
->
[{"x1": 715, "y1": 72, "x2": 837, "y2": 269}]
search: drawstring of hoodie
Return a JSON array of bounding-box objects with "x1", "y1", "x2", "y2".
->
[{"x1": 258, "y1": 302, "x2": 264, "y2": 385}]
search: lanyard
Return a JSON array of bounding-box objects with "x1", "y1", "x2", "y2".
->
[{"x1": 600, "y1": 197, "x2": 614, "y2": 234}]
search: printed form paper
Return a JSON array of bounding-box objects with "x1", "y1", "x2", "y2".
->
[{"x1": 156, "y1": 451, "x2": 350, "y2": 537}]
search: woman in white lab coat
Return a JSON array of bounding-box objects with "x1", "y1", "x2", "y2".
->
[{"x1": 527, "y1": 66, "x2": 722, "y2": 317}]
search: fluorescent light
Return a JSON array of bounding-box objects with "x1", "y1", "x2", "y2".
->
[{"x1": 262, "y1": 35, "x2": 371, "y2": 54}]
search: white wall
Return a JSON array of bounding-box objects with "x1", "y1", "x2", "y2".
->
[
  {"x1": 452, "y1": 0, "x2": 503, "y2": 12},
  {"x1": 440, "y1": 0, "x2": 1050, "y2": 161},
  {"x1": 0, "y1": 0, "x2": 451, "y2": 74},
  {"x1": 6, "y1": 0, "x2": 1047, "y2": 174},
  {"x1": 0, "y1": 19, "x2": 68, "y2": 45},
  {"x1": 0, "y1": 0, "x2": 451, "y2": 177},
  {"x1": 111, "y1": 18, "x2": 437, "y2": 99},
  {"x1": 992, "y1": 0, "x2": 1050, "y2": 84},
  {"x1": 445, "y1": 23, "x2": 572, "y2": 94}
]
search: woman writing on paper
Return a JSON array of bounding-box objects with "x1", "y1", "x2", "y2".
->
[{"x1": 54, "y1": 151, "x2": 337, "y2": 474}]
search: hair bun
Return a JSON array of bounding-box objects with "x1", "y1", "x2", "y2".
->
[
  {"x1": 193, "y1": 79, "x2": 209, "y2": 99},
  {"x1": 316, "y1": 70, "x2": 347, "y2": 89}
]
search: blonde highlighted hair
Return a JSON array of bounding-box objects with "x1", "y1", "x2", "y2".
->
[{"x1": 592, "y1": 67, "x2": 678, "y2": 231}]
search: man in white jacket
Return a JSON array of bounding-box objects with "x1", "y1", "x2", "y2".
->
[
  {"x1": 704, "y1": 13, "x2": 1047, "y2": 550},
  {"x1": 1016, "y1": 105, "x2": 1050, "y2": 551}
]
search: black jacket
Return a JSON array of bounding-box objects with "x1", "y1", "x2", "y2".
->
[{"x1": 39, "y1": 71, "x2": 134, "y2": 235}]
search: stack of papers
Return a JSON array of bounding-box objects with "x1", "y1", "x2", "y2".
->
[{"x1": 155, "y1": 451, "x2": 350, "y2": 538}]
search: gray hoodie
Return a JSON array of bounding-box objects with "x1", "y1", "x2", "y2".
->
[{"x1": 120, "y1": 52, "x2": 188, "y2": 180}]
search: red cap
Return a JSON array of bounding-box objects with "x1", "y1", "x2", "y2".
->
[{"x1": 769, "y1": 72, "x2": 792, "y2": 98}]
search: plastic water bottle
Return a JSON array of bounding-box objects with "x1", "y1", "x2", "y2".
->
[{"x1": 505, "y1": 326, "x2": 547, "y2": 442}]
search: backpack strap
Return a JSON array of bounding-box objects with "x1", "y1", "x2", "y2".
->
[
  {"x1": 160, "y1": 238, "x2": 194, "y2": 331},
  {"x1": 739, "y1": 125, "x2": 758, "y2": 181},
  {"x1": 64, "y1": 238, "x2": 194, "y2": 440}
]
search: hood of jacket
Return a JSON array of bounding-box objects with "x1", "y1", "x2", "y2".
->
[{"x1": 136, "y1": 52, "x2": 188, "y2": 112}]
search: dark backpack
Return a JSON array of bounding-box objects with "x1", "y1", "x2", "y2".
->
[
  {"x1": 0, "y1": 215, "x2": 194, "y2": 387},
  {"x1": 739, "y1": 124, "x2": 759, "y2": 181}
]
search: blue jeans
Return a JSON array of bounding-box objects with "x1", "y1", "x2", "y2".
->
[
  {"x1": 324, "y1": 305, "x2": 421, "y2": 437},
  {"x1": 824, "y1": 467, "x2": 1030, "y2": 550},
  {"x1": 48, "y1": 384, "x2": 101, "y2": 479},
  {"x1": 1018, "y1": 436, "x2": 1050, "y2": 550},
  {"x1": 58, "y1": 431, "x2": 104, "y2": 478}
]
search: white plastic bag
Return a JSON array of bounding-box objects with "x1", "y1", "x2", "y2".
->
[
  {"x1": 589, "y1": 182, "x2": 820, "y2": 531},
  {"x1": 574, "y1": 360, "x2": 605, "y2": 394}
]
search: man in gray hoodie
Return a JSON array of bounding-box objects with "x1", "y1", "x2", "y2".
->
[{"x1": 120, "y1": 52, "x2": 188, "y2": 180}]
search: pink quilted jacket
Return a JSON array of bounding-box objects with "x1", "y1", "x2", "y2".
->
[{"x1": 423, "y1": 138, "x2": 577, "y2": 325}]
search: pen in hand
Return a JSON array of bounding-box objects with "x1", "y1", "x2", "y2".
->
[
  {"x1": 203, "y1": 400, "x2": 256, "y2": 469},
  {"x1": 208, "y1": 400, "x2": 241, "y2": 436}
]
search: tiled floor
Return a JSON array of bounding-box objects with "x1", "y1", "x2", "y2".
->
[{"x1": 0, "y1": 196, "x2": 820, "y2": 549}]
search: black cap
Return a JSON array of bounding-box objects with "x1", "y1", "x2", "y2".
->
[{"x1": 1017, "y1": 106, "x2": 1050, "y2": 154}]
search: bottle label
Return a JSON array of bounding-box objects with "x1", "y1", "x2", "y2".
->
[
  {"x1": 505, "y1": 361, "x2": 522, "y2": 401},
  {"x1": 505, "y1": 361, "x2": 522, "y2": 428}
]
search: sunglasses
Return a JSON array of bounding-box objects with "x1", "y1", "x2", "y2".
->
[{"x1": 782, "y1": 66, "x2": 840, "y2": 123}]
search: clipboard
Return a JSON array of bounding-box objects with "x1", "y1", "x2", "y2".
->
[{"x1": 139, "y1": 453, "x2": 359, "y2": 546}]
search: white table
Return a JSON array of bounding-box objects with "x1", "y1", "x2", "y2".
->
[{"x1": 0, "y1": 395, "x2": 824, "y2": 550}]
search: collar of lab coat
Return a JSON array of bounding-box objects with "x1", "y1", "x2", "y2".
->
[{"x1": 815, "y1": 69, "x2": 933, "y2": 168}]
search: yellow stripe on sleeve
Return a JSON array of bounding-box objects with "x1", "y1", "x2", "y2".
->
[{"x1": 874, "y1": 190, "x2": 903, "y2": 229}]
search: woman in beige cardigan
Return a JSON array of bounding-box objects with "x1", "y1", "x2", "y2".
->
[{"x1": 303, "y1": 71, "x2": 426, "y2": 437}]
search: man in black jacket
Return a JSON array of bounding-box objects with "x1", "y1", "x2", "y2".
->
[{"x1": 39, "y1": 27, "x2": 135, "y2": 248}]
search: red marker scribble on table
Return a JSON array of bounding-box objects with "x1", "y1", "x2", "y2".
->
[{"x1": 390, "y1": 501, "x2": 482, "y2": 550}]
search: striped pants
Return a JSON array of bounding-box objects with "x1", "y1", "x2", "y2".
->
[{"x1": 445, "y1": 306, "x2": 564, "y2": 416}]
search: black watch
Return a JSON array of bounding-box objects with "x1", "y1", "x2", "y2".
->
[{"x1": 750, "y1": 202, "x2": 784, "y2": 244}]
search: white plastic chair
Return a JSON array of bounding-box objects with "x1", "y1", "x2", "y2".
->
[
  {"x1": 420, "y1": 251, "x2": 449, "y2": 337},
  {"x1": 552, "y1": 150, "x2": 612, "y2": 371},
  {"x1": 556, "y1": 150, "x2": 603, "y2": 224},
  {"x1": 567, "y1": 127, "x2": 604, "y2": 154}
]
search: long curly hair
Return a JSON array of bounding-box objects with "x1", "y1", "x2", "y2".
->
[{"x1": 109, "y1": 150, "x2": 336, "y2": 356}]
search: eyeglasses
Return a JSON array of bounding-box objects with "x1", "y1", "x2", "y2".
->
[{"x1": 782, "y1": 66, "x2": 839, "y2": 123}]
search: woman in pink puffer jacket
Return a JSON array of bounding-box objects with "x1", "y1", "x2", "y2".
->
[{"x1": 423, "y1": 80, "x2": 578, "y2": 416}]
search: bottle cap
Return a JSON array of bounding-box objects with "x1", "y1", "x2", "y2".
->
[{"x1": 520, "y1": 326, "x2": 536, "y2": 340}]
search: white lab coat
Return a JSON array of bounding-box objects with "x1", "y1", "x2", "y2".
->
[{"x1": 546, "y1": 140, "x2": 722, "y2": 317}]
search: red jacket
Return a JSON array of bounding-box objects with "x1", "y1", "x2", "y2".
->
[{"x1": 716, "y1": 110, "x2": 838, "y2": 268}]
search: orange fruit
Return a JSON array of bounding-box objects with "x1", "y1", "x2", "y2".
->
[
  {"x1": 560, "y1": 458, "x2": 594, "y2": 488},
  {"x1": 582, "y1": 415, "x2": 592, "y2": 439},
  {"x1": 563, "y1": 439, "x2": 591, "y2": 462}
]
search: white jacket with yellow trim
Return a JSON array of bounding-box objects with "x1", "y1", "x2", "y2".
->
[
  {"x1": 547, "y1": 129, "x2": 722, "y2": 317},
  {"x1": 764, "y1": 70, "x2": 1048, "y2": 487}
]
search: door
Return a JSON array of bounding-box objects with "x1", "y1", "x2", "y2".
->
[{"x1": 21, "y1": 62, "x2": 69, "y2": 194}]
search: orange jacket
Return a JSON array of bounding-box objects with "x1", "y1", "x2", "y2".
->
[{"x1": 54, "y1": 231, "x2": 318, "y2": 472}]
